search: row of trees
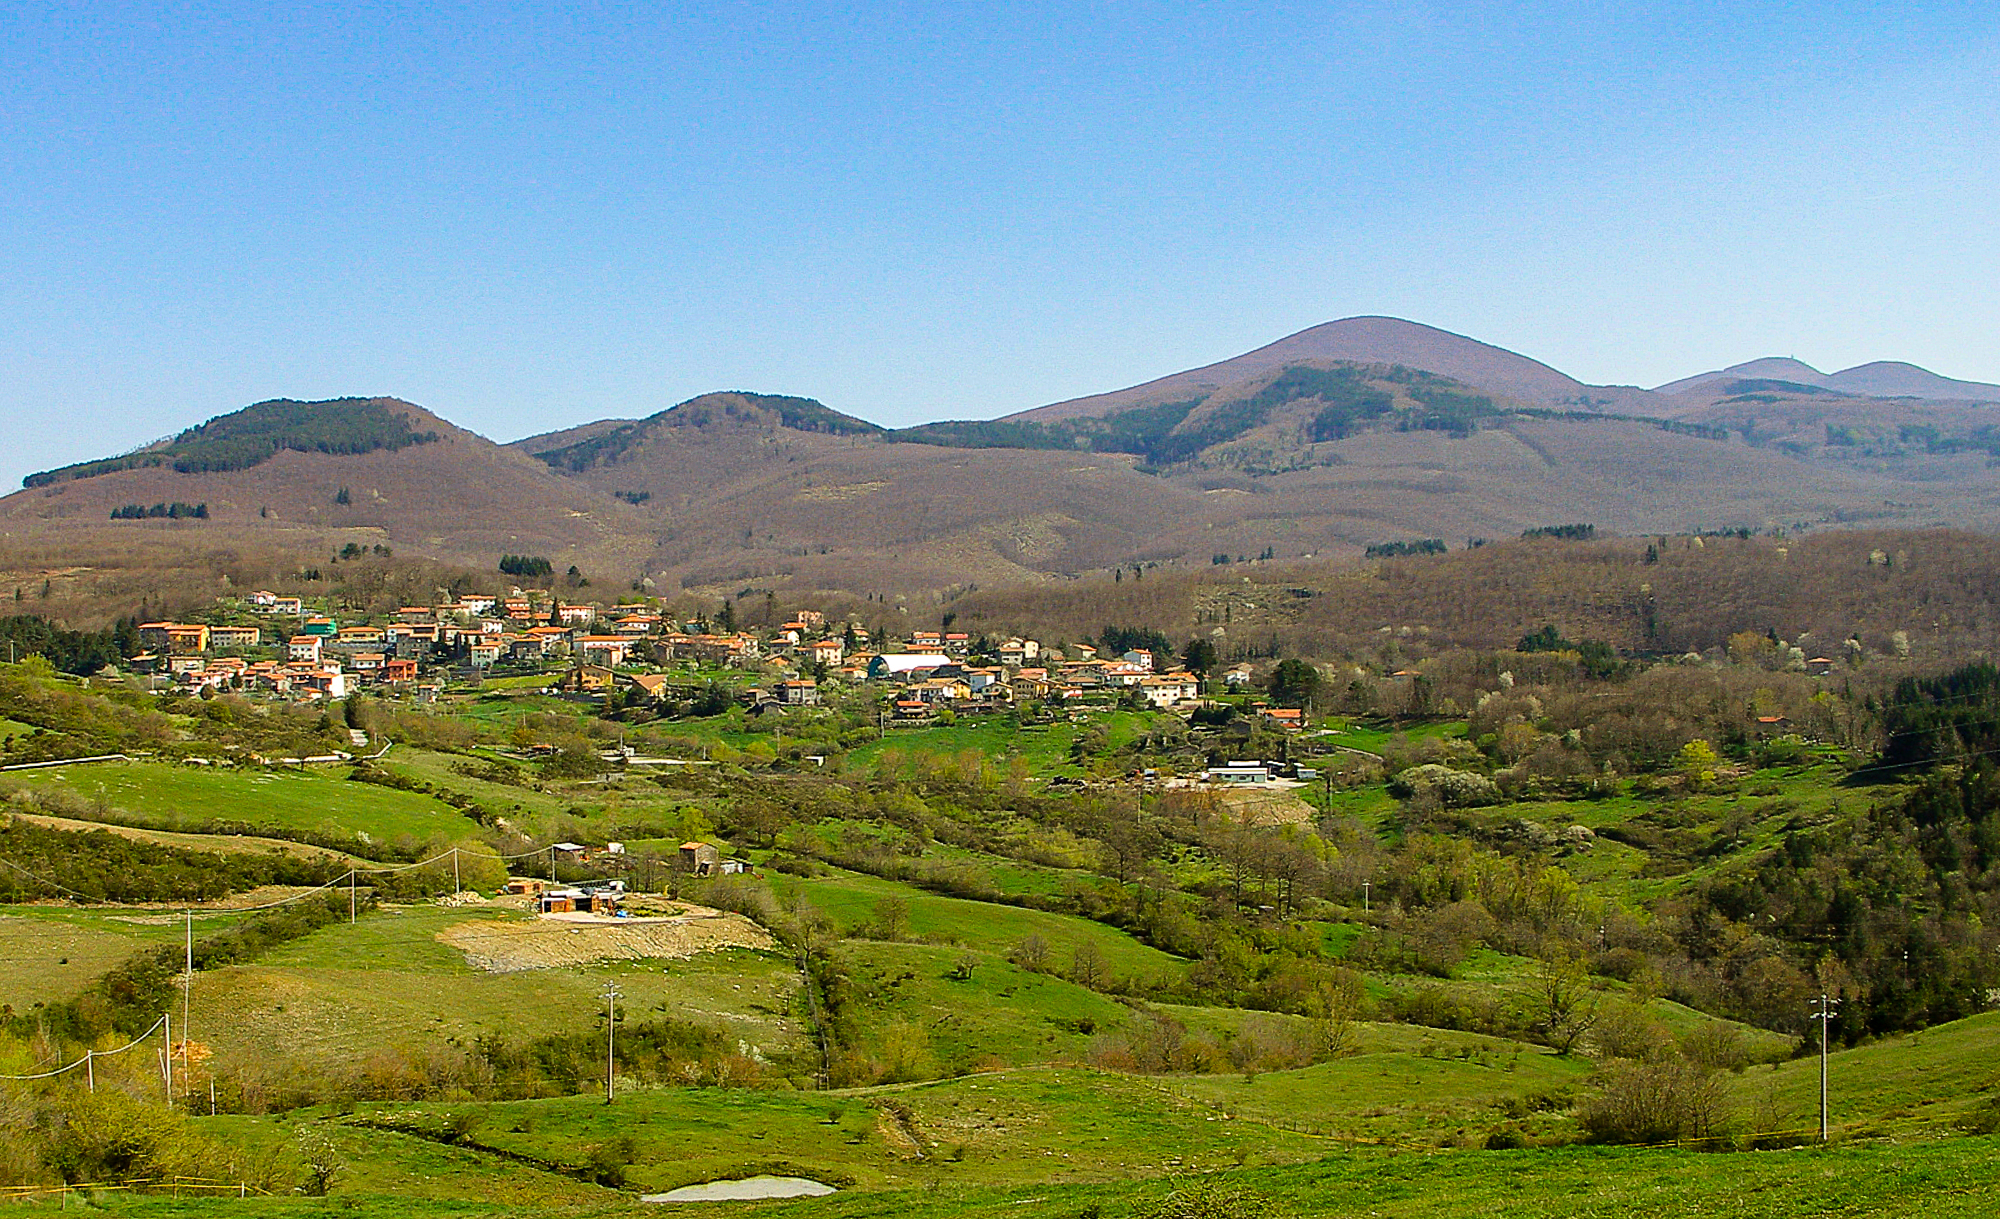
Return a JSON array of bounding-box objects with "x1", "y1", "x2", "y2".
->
[{"x1": 109, "y1": 501, "x2": 208, "y2": 520}]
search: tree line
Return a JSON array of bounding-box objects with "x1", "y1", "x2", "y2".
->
[{"x1": 109, "y1": 502, "x2": 208, "y2": 520}]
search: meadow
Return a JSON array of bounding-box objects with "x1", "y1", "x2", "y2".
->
[
  {"x1": 5, "y1": 586, "x2": 2000, "y2": 1218},
  {"x1": 180, "y1": 905, "x2": 804, "y2": 1080},
  {"x1": 772, "y1": 866, "x2": 1186, "y2": 984},
  {"x1": 3, "y1": 760, "x2": 476, "y2": 845},
  {"x1": 97, "y1": 1103, "x2": 2000, "y2": 1215},
  {"x1": 0, "y1": 903, "x2": 208, "y2": 1011}
]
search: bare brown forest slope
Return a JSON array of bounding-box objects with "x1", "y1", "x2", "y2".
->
[
  {"x1": 1012, "y1": 316, "x2": 1663, "y2": 419},
  {"x1": 943, "y1": 529, "x2": 2000, "y2": 666},
  {"x1": 8, "y1": 321, "x2": 2000, "y2": 621}
]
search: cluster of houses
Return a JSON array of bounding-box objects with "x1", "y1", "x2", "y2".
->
[
  {"x1": 123, "y1": 588, "x2": 1306, "y2": 729},
  {"x1": 127, "y1": 590, "x2": 740, "y2": 701},
  {"x1": 130, "y1": 619, "x2": 359, "y2": 700},
  {"x1": 858, "y1": 643, "x2": 1216, "y2": 720},
  {"x1": 494, "y1": 840, "x2": 748, "y2": 914}
]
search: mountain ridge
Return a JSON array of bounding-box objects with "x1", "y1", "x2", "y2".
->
[
  {"x1": 1656, "y1": 357, "x2": 2000, "y2": 403},
  {"x1": 1007, "y1": 316, "x2": 1665, "y2": 422},
  {"x1": 11, "y1": 320, "x2": 2000, "y2": 617}
]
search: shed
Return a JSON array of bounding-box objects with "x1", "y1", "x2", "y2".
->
[
  {"x1": 679, "y1": 841, "x2": 721, "y2": 876},
  {"x1": 538, "y1": 888, "x2": 585, "y2": 913},
  {"x1": 1205, "y1": 763, "x2": 1273, "y2": 785}
]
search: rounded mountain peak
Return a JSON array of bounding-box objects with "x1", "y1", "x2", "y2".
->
[{"x1": 1015, "y1": 315, "x2": 1597, "y2": 422}]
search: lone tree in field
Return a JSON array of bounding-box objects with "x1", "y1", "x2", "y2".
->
[{"x1": 1536, "y1": 949, "x2": 1598, "y2": 1054}]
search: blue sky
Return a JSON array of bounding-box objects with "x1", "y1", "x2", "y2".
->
[{"x1": 3, "y1": 2, "x2": 1997, "y2": 489}]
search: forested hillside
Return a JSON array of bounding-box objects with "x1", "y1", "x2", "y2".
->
[{"x1": 25, "y1": 399, "x2": 441, "y2": 486}]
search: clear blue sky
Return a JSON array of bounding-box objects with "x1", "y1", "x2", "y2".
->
[{"x1": 3, "y1": 2, "x2": 1997, "y2": 489}]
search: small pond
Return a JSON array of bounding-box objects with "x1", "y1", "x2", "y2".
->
[{"x1": 642, "y1": 1176, "x2": 837, "y2": 1202}]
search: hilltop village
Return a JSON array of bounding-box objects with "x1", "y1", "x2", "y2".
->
[{"x1": 125, "y1": 587, "x2": 1300, "y2": 744}]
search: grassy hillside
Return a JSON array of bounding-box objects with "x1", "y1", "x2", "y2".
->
[
  {"x1": 0, "y1": 903, "x2": 199, "y2": 1010},
  {"x1": 4, "y1": 760, "x2": 478, "y2": 847},
  {"x1": 1743, "y1": 1010, "x2": 2000, "y2": 1138},
  {"x1": 183, "y1": 906, "x2": 803, "y2": 1085},
  {"x1": 775, "y1": 867, "x2": 1184, "y2": 982},
  {"x1": 6, "y1": 552, "x2": 2000, "y2": 1215},
  {"x1": 141, "y1": 1110, "x2": 2000, "y2": 1217}
]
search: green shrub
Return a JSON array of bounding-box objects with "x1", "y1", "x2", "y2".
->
[{"x1": 1135, "y1": 1178, "x2": 1283, "y2": 1219}]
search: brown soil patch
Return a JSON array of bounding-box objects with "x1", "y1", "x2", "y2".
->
[
  {"x1": 436, "y1": 905, "x2": 774, "y2": 973},
  {"x1": 1216, "y1": 787, "x2": 1315, "y2": 828}
]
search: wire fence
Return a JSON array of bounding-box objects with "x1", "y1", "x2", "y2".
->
[{"x1": 0, "y1": 1176, "x2": 273, "y2": 1200}]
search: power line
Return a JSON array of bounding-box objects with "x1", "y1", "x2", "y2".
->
[
  {"x1": 0, "y1": 855, "x2": 109, "y2": 902},
  {"x1": 601, "y1": 981, "x2": 622, "y2": 1104},
  {"x1": 0, "y1": 1013, "x2": 167, "y2": 1083},
  {"x1": 0, "y1": 845, "x2": 505, "y2": 914},
  {"x1": 1811, "y1": 993, "x2": 1840, "y2": 1142}
]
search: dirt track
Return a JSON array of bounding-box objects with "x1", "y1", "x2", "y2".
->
[{"x1": 437, "y1": 906, "x2": 775, "y2": 972}]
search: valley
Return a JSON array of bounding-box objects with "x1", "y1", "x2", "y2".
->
[
  {"x1": 2, "y1": 319, "x2": 1998, "y2": 1215},
  {"x1": 2, "y1": 524, "x2": 1998, "y2": 1214}
]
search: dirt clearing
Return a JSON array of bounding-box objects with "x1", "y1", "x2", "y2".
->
[{"x1": 437, "y1": 905, "x2": 774, "y2": 972}]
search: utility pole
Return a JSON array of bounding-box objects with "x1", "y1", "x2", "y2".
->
[
  {"x1": 452, "y1": 847, "x2": 461, "y2": 896},
  {"x1": 163, "y1": 1011, "x2": 172, "y2": 1107},
  {"x1": 349, "y1": 870, "x2": 357, "y2": 924},
  {"x1": 1811, "y1": 994, "x2": 1839, "y2": 1141},
  {"x1": 1362, "y1": 880, "x2": 1371, "y2": 913},
  {"x1": 183, "y1": 909, "x2": 193, "y2": 1103},
  {"x1": 601, "y1": 982, "x2": 622, "y2": 1104}
]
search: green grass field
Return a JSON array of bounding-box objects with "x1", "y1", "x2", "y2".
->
[
  {"x1": 5, "y1": 761, "x2": 477, "y2": 845},
  {"x1": 1313, "y1": 716, "x2": 1467, "y2": 755},
  {"x1": 164, "y1": 1064, "x2": 2000, "y2": 1217},
  {"x1": 0, "y1": 903, "x2": 208, "y2": 1011},
  {"x1": 917, "y1": 840, "x2": 1094, "y2": 900},
  {"x1": 182, "y1": 905, "x2": 802, "y2": 1077},
  {"x1": 848, "y1": 714, "x2": 1086, "y2": 776},
  {"x1": 786, "y1": 818, "x2": 1100, "y2": 898},
  {"x1": 839, "y1": 940, "x2": 1135, "y2": 1071},
  {"x1": 845, "y1": 709, "x2": 1165, "y2": 778},
  {"x1": 1739, "y1": 1010, "x2": 2000, "y2": 1138},
  {"x1": 378, "y1": 746, "x2": 574, "y2": 820},
  {"x1": 777, "y1": 866, "x2": 1186, "y2": 984},
  {"x1": 68, "y1": 1134, "x2": 2000, "y2": 1218},
  {"x1": 240, "y1": 1066, "x2": 1336, "y2": 1199},
  {"x1": 1163, "y1": 1032, "x2": 1592, "y2": 1146}
]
